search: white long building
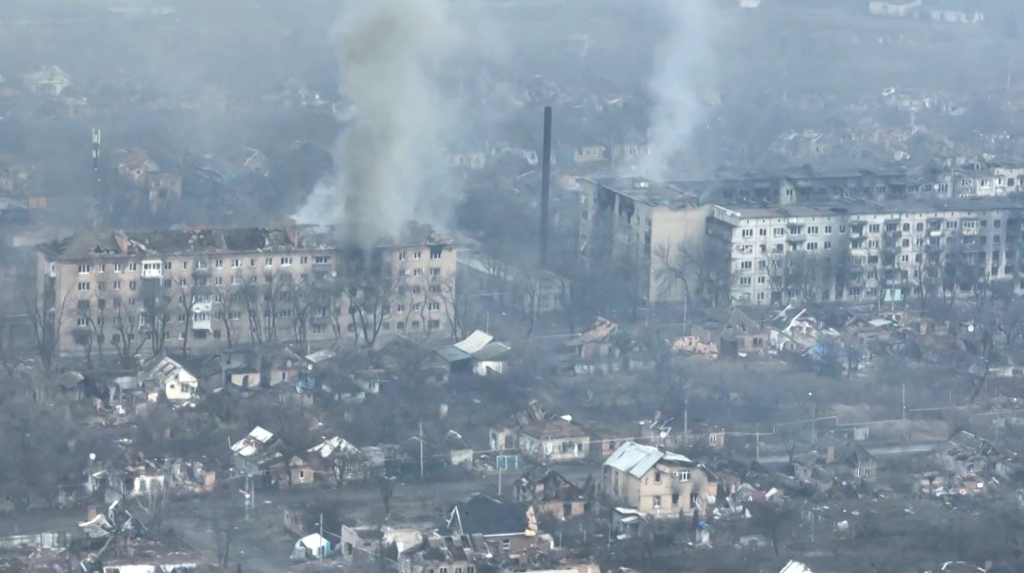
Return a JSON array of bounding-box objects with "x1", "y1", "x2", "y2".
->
[{"x1": 706, "y1": 197, "x2": 1024, "y2": 305}]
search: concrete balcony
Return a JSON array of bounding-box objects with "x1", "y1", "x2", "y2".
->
[{"x1": 141, "y1": 260, "x2": 163, "y2": 279}]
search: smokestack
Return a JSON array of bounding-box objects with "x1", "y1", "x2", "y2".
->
[{"x1": 539, "y1": 106, "x2": 553, "y2": 267}]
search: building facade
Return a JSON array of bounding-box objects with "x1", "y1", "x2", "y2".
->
[
  {"x1": 706, "y1": 198, "x2": 1024, "y2": 305},
  {"x1": 577, "y1": 173, "x2": 916, "y2": 306},
  {"x1": 518, "y1": 419, "x2": 591, "y2": 464},
  {"x1": 602, "y1": 442, "x2": 717, "y2": 518},
  {"x1": 938, "y1": 165, "x2": 1024, "y2": 198},
  {"x1": 577, "y1": 177, "x2": 709, "y2": 306},
  {"x1": 37, "y1": 223, "x2": 457, "y2": 359}
]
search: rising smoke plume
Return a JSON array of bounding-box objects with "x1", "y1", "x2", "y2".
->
[
  {"x1": 641, "y1": 0, "x2": 717, "y2": 181},
  {"x1": 295, "y1": 0, "x2": 461, "y2": 247}
]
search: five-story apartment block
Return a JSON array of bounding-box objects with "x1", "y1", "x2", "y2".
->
[
  {"x1": 37, "y1": 223, "x2": 456, "y2": 358},
  {"x1": 707, "y1": 198, "x2": 1024, "y2": 305}
]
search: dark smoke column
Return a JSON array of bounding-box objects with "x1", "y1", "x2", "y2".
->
[{"x1": 295, "y1": 0, "x2": 460, "y2": 247}]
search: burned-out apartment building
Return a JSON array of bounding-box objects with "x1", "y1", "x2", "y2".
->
[
  {"x1": 706, "y1": 197, "x2": 1024, "y2": 305},
  {"x1": 577, "y1": 171, "x2": 915, "y2": 306},
  {"x1": 36, "y1": 222, "x2": 457, "y2": 358},
  {"x1": 936, "y1": 163, "x2": 1024, "y2": 198},
  {"x1": 579, "y1": 173, "x2": 1024, "y2": 307}
]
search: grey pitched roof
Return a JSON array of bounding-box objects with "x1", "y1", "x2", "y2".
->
[
  {"x1": 449, "y1": 494, "x2": 529, "y2": 536},
  {"x1": 603, "y1": 441, "x2": 693, "y2": 479}
]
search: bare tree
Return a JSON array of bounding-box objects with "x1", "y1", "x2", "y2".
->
[
  {"x1": 343, "y1": 259, "x2": 402, "y2": 348},
  {"x1": 141, "y1": 280, "x2": 171, "y2": 356},
  {"x1": 175, "y1": 281, "x2": 195, "y2": 355},
  {"x1": 78, "y1": 319, "x2": 95, "y2": 370},
  {"x1": 136, "y1": 484, "x2": 169, "y2": 530},
  {"x1": 0, "y1": 315, "x2": 16, "y2": 376},
  {"x1": 25, "y1": 290, "x2": 72, "y2": 372},
  {"x1": 776, "y1": 425, "x2": 802, "y2": 465},
  {"x1": 214, "y1": 507, "x2": 241, "y2": 567},
  {"x1": 996, "y1": 299, "x2": 1024, "y2": 347},
  {"x1": 555, "y1": 274, "x2": 584, "y2": 335},
  {"x1": 110, "y1": 297, "x2": 148, "y2": 368},
  {"x1": 652, "y1": 242, "x2": 693, "y2": 306},
  {"x1": 378, "y1": 474, "x2": 396, "y2": 520},
  {"x1": 654, "y1": 240, "x2": 729, "y2": 308},
  {"x1": 750, "y1": 501, "x2": 796, "y2": 557},
  {"x1": 288, "y1": 279, "x2": 316, "y2": 349},
  {"x1": 512, "y1": 271, "x2": 544, "y2": 339},
  {"x1": 239, "y1": 272, "x2": 284, "y2": 345},
  {"x1": 214, "y1": 284, "x2": 240, "y2": 347},
  {"x1": 91, "y1": 300, "x2": 109, "y2": 364},
  {"x1": 438, "y1": 277, "x2": 470, "y2": 340}
]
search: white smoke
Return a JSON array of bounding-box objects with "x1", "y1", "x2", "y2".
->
[
  {"x1": 641, "y1": 0, "x2": 717, "y2": 181},
  {"x1": 295, "y1": 0, "x2": 461, "y2": 247}
]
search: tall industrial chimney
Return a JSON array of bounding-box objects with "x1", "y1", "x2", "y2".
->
[{"x1": 539, "y1": 106, "x2": 553, "y2": 267}]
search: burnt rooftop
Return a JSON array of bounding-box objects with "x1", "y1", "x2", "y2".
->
[
  {"x1": 379, "y1": 221, "x2": 454, "y2": 249},
  {"x1": 40, "y1": 225, "x2": 322, "y2": 260},
  {"x1": 41, "y1": 221, "x2": 454, "y2": 260},
  {"x1": 592, "y1": 177, "x2": 701, "y2": 209}
]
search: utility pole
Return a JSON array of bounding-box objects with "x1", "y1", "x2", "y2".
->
[
  {"x1": 419, "y1": 420, "x2": 424, "y2": 480},
  {"x1": 683, "y1": 398, "x2": 689, "y2": 437},
  {"x1": 243, "y1": 475, "x2": 252, "y2": 521},
  {"x1": 901, "y1": 382, "x2": 907, "y2": 420},
  {"x1": 1008, "y1": 61, "x2": 1013, "y2": 99},
  {"x1": 319, "y1": 513, "x2": 324, "y2": 563},
  {"x1": 809, "y1": 392, "x2": 817, "y2": 444},
  {"x1": 810, "y1": 509, "x2": 815, "y2": 543}
]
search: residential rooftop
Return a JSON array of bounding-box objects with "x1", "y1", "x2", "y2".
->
[
  {"x1": 589, "y1": 177, "x2": 701, "y2": 209},
  {"x1": 40, "y1": 221, "x2": 454, "y2": 260},
  {"x1": 712, "y1": 195, "x2": 1024, "y2": 222},
  {"x1": 519, "y1": 418, "x2": 589, "y2": 440},
  {"x1": 449, "y1": 494, "x2": 531, "y2": 537},
  {"x1": 604, "y1": 441, "x2": 694, "y2": 479},
  {"x1": 590, "y1": 169, "x2": 913, "y2": 209}
]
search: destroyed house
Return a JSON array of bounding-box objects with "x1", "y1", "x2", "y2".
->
[
  {"x1": 305, "y1": 436, "x2": 377, "y2": 483},
  {"x1": 938, "y1": 431, "x2": 1019, "y2": 480},
  {"x1": 438, "y1": 330, "x2": 512, "y2": 377},
  {"x1": 231, "y1": 426, "x2": 283, "y2": 483},
  {"x1": 564, "y1": 318, "x2": 649, "y2": 373},
  {"x1": 641, "y1": 417, "x2": 726, "y2": 452},
  {"x1": 518, "y1": 418, "x2": 590, "y2": 463},
  {"x1": 139, "y1": 355, "x2": 198, "y2": 401},
  {"x1": 513, "y1": 468, "x2": 592, "y2": 519},
  {"x1": 603, "y1": 442, "x2": 718, "y2": 518},
  {"x1": 400, "y1": 533, "x2": 481, "y2": 573},
  {"x1": 829, "y1": 442, "x2": 877, "y2": 482},
  {"x1": 283, "y1": 502, "x2": 345, "y2": 538},
  {"x1": 447, "y1": 495, "x2": 539, "y2": 555},
  {"x1": 691, "y1": 307, "x2": 766, "y2": 357},
  {"x1": 377, "y1": 336, "x2": 451, "y2": 384}
]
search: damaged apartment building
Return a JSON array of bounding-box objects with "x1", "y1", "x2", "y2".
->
[
  {"x1": 577, "y1": 171, "x2": 915, "y2": 306},
  {"x1": 36, "y1": 222, "x2": 457, "y2": 358},
  {"x1": 579, "y1": 174, "x2": 1024, "y2": 307},
  {"x1": 706, "y1": 197, "x2": 1024, "y2": 304}
]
